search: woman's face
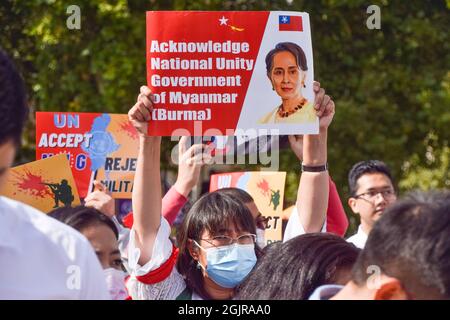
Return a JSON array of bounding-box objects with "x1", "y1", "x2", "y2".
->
[
  {"x1": 187, "y1": 218, "x2": 257, "y2": 298},
  {"x1": 82, "y1": 224, "x2": 122, "y2": 270},
  {"x1": 196, "y1": 222, "x2": 254, "y2": 268},
  {"x1": 269, "y1": 51, "x2": 306, "y2": 100}
]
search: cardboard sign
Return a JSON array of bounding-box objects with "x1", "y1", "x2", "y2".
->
[
  {"x1": 209, "y1": 171, "x2": 286, "y2": 246},
  {"x1": 146, "y1": 11, "x2": 317, "y2": 136},
  {"x1": 35, "y1": 112, "x2": 139, "y2": 198},
  {"x1": 0, "y1": 154, "x2": 81, "y2": 213}
]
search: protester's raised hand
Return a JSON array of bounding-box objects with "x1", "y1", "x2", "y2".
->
[
  {"x1": 84, "y1": 181, "x2": 115, "y2": 218},
  {"x1": 128, "y1": 86, "x2": 154, "y2": 137},
  {"x1": 174, "y1": 136, "x2": 213, "y2": 197},
  {"x1": 313, "y1": 81, "x2": 335, "y2": 130}
]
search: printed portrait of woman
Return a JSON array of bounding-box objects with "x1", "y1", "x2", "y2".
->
[{"x1": 258, "y1": 42, "x2": 316, "y2": 124}]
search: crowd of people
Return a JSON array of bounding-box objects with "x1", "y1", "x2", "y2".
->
[{"x1": 1, "y1": 47, "x2": 449, "y2": 300}]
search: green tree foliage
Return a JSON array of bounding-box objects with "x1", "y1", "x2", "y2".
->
[{"x1": 1, "y1": 0, "x2": 448, "y2": 234}]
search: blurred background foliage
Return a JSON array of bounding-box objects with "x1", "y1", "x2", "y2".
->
[{"x1": 1, "y1": 0, "x2": 448, "y2": 235}]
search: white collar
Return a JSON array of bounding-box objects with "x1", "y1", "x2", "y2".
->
[
  {"x1": 347, "y1": 224, "x2": 368, "y2": 249},
  {"x1": 357, "y1": 225, "x2": 369, "y2": 239}
]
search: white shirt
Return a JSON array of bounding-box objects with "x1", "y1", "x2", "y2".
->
[
  {"x1": 283, "y1": 206, "x2": 327, "y2": 242},
  {"x1": 346, "y1": 225, "x2": 368, "y2": 249},
  {"x1": 127, "y1": 217, "x2": 187, "y2": 300},
  {"x1": 0, "y1": 196, "x2": 110, "y2": 299},
  {"x1": 112, "y1": 215, "x2": 189, "y2": 299}
]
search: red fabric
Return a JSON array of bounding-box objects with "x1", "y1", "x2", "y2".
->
[
  {"x1": 122, "y1": 212, "x2": 134, "y2": 229},
  {"x1": 161, "y1": 186, "x2": 188, "y2": 225},
  {"x1": 135, "y1": 245, "x2": 179, "y2": 285},
  {"x1": 121, "y1": 186, "x2": 188, "y2": 229},
  {"x1": 326, "y1": 177, "x2": 349, "y2": 237}
]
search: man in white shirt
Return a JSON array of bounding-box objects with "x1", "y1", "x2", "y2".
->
[
  {"x1": 0, "y1": 49, "x2": 110, "y2": 299},
  {"x1": 346, "y1": 160, "x2": 397, "y2": 248}
]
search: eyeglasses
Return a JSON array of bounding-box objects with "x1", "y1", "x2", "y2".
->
[
  {"x1": 354, "y1": 189, "x2": 396, "y2": 202},
  {"x1": 199, "y1": 234, "x2": 256, "y2": 248}
]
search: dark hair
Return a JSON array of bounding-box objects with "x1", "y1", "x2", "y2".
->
[
  {"x1": 215, "y1": 188, "x2": 254, "y2": 204},
  {"x1": 348, "y1": 160, "x2": 394, "y2": 196},
  {"x1": 236, "y1": 233, "x2": 360, "y2": 300},
  {"x1": 0, "y1": 49, "x2": 28, "y2": 147},
  {"x1": 352, "y1": 190, "x2": 450, "y2": 299},
  {"x1": 176, "y1": 190, "x2": 260, "y2": 300},
  {"x1": 48, "y1": 205, "x2": 119, "y2": 239},
  {"x1": 265, "y1": 42, "x2": 308, "y2": 76}
]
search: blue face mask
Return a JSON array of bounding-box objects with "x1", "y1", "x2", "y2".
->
[{"x1": 195, "y1": 242, "x2": 257, "y2": 289}]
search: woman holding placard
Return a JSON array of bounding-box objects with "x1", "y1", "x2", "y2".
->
[
  {"x1": 125, "y1": 80, "x2": 334, "y2": 300},
  {"x1": 125, "y1": 88, "x2": 260, "y2": 299}
]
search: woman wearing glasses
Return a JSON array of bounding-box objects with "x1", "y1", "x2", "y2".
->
[
  {"x1": 124, "y1": 81, "x2": 334, "y2": 300},
  {"x1": 175, "y1": 191, "x2": 262, "y2": 299},
  {"x1": 126, "y1": 152, "x2": 260, "y2": 299},
  {"x1": 123, "y1": 86, "x2": 261, "y2": 300}
]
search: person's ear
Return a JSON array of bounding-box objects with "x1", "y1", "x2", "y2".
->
[
  {"x1": 374, "y1": 278, "x2": 408, "y2": 300},
  {"x1": 187, "y1": 239, "x2": 199, "y2": 261},
  {"x1": 348, "y1": 197, "x2": 359, "y2": 214}
]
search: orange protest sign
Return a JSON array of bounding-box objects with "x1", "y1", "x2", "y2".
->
[
  {"x1": 210, "y1": 171, "x2": 286, "y2": 246},
  {"x1": 0, "y1": 154, "x2": 81, "y2": 213}
]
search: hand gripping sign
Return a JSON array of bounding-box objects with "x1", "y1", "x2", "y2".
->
[{"x1": 146, "y1": 11, "x2": 317, "y2": 136}]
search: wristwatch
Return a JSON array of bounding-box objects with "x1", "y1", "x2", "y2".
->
[{"x1": 301, "y1": 163, "x2": 328, "y2": 172}]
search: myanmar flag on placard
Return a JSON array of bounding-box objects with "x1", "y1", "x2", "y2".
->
[{"x1": 278, "y1": 15, "x2": 303, "y2": 31}]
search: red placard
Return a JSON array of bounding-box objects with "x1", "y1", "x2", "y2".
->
[
  {"x1": 36, "y1": 112, "x2": 139, "y2": 198},
  {"x1": 145, "y1": 11, "x2": 317, "y2": 136},
  {"x1": 146, "y1": 11, "x2": 268, "y2": 136}
]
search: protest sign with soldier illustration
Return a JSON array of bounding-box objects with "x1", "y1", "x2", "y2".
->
[
  {"x1": 0, "y1": 154, "x2": 80, "y2": 213},
  {"x1": 210, "y1": 171, "x2": 286, "y2": 246}
]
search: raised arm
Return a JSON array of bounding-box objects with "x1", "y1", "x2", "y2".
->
[
  {"x1": 128, "y1": 86, "x2": 162, "y2": 265},
  {"x1": 294, "y1": 81, "x2": 335, "y2": 233}
]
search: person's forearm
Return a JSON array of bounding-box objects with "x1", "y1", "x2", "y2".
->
[
  {"x1": 174, "y1": 179, "x2": 194, "y2": 198},
  {"x1": 303, "y1": 127, "x2": 327, "y2": 166},
  {"x1": 297, "y1": 128, "x2": 329, "y2": 233},
  {"x1": 132, "y1": 136, "x2": 162, "y2": 265}
]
